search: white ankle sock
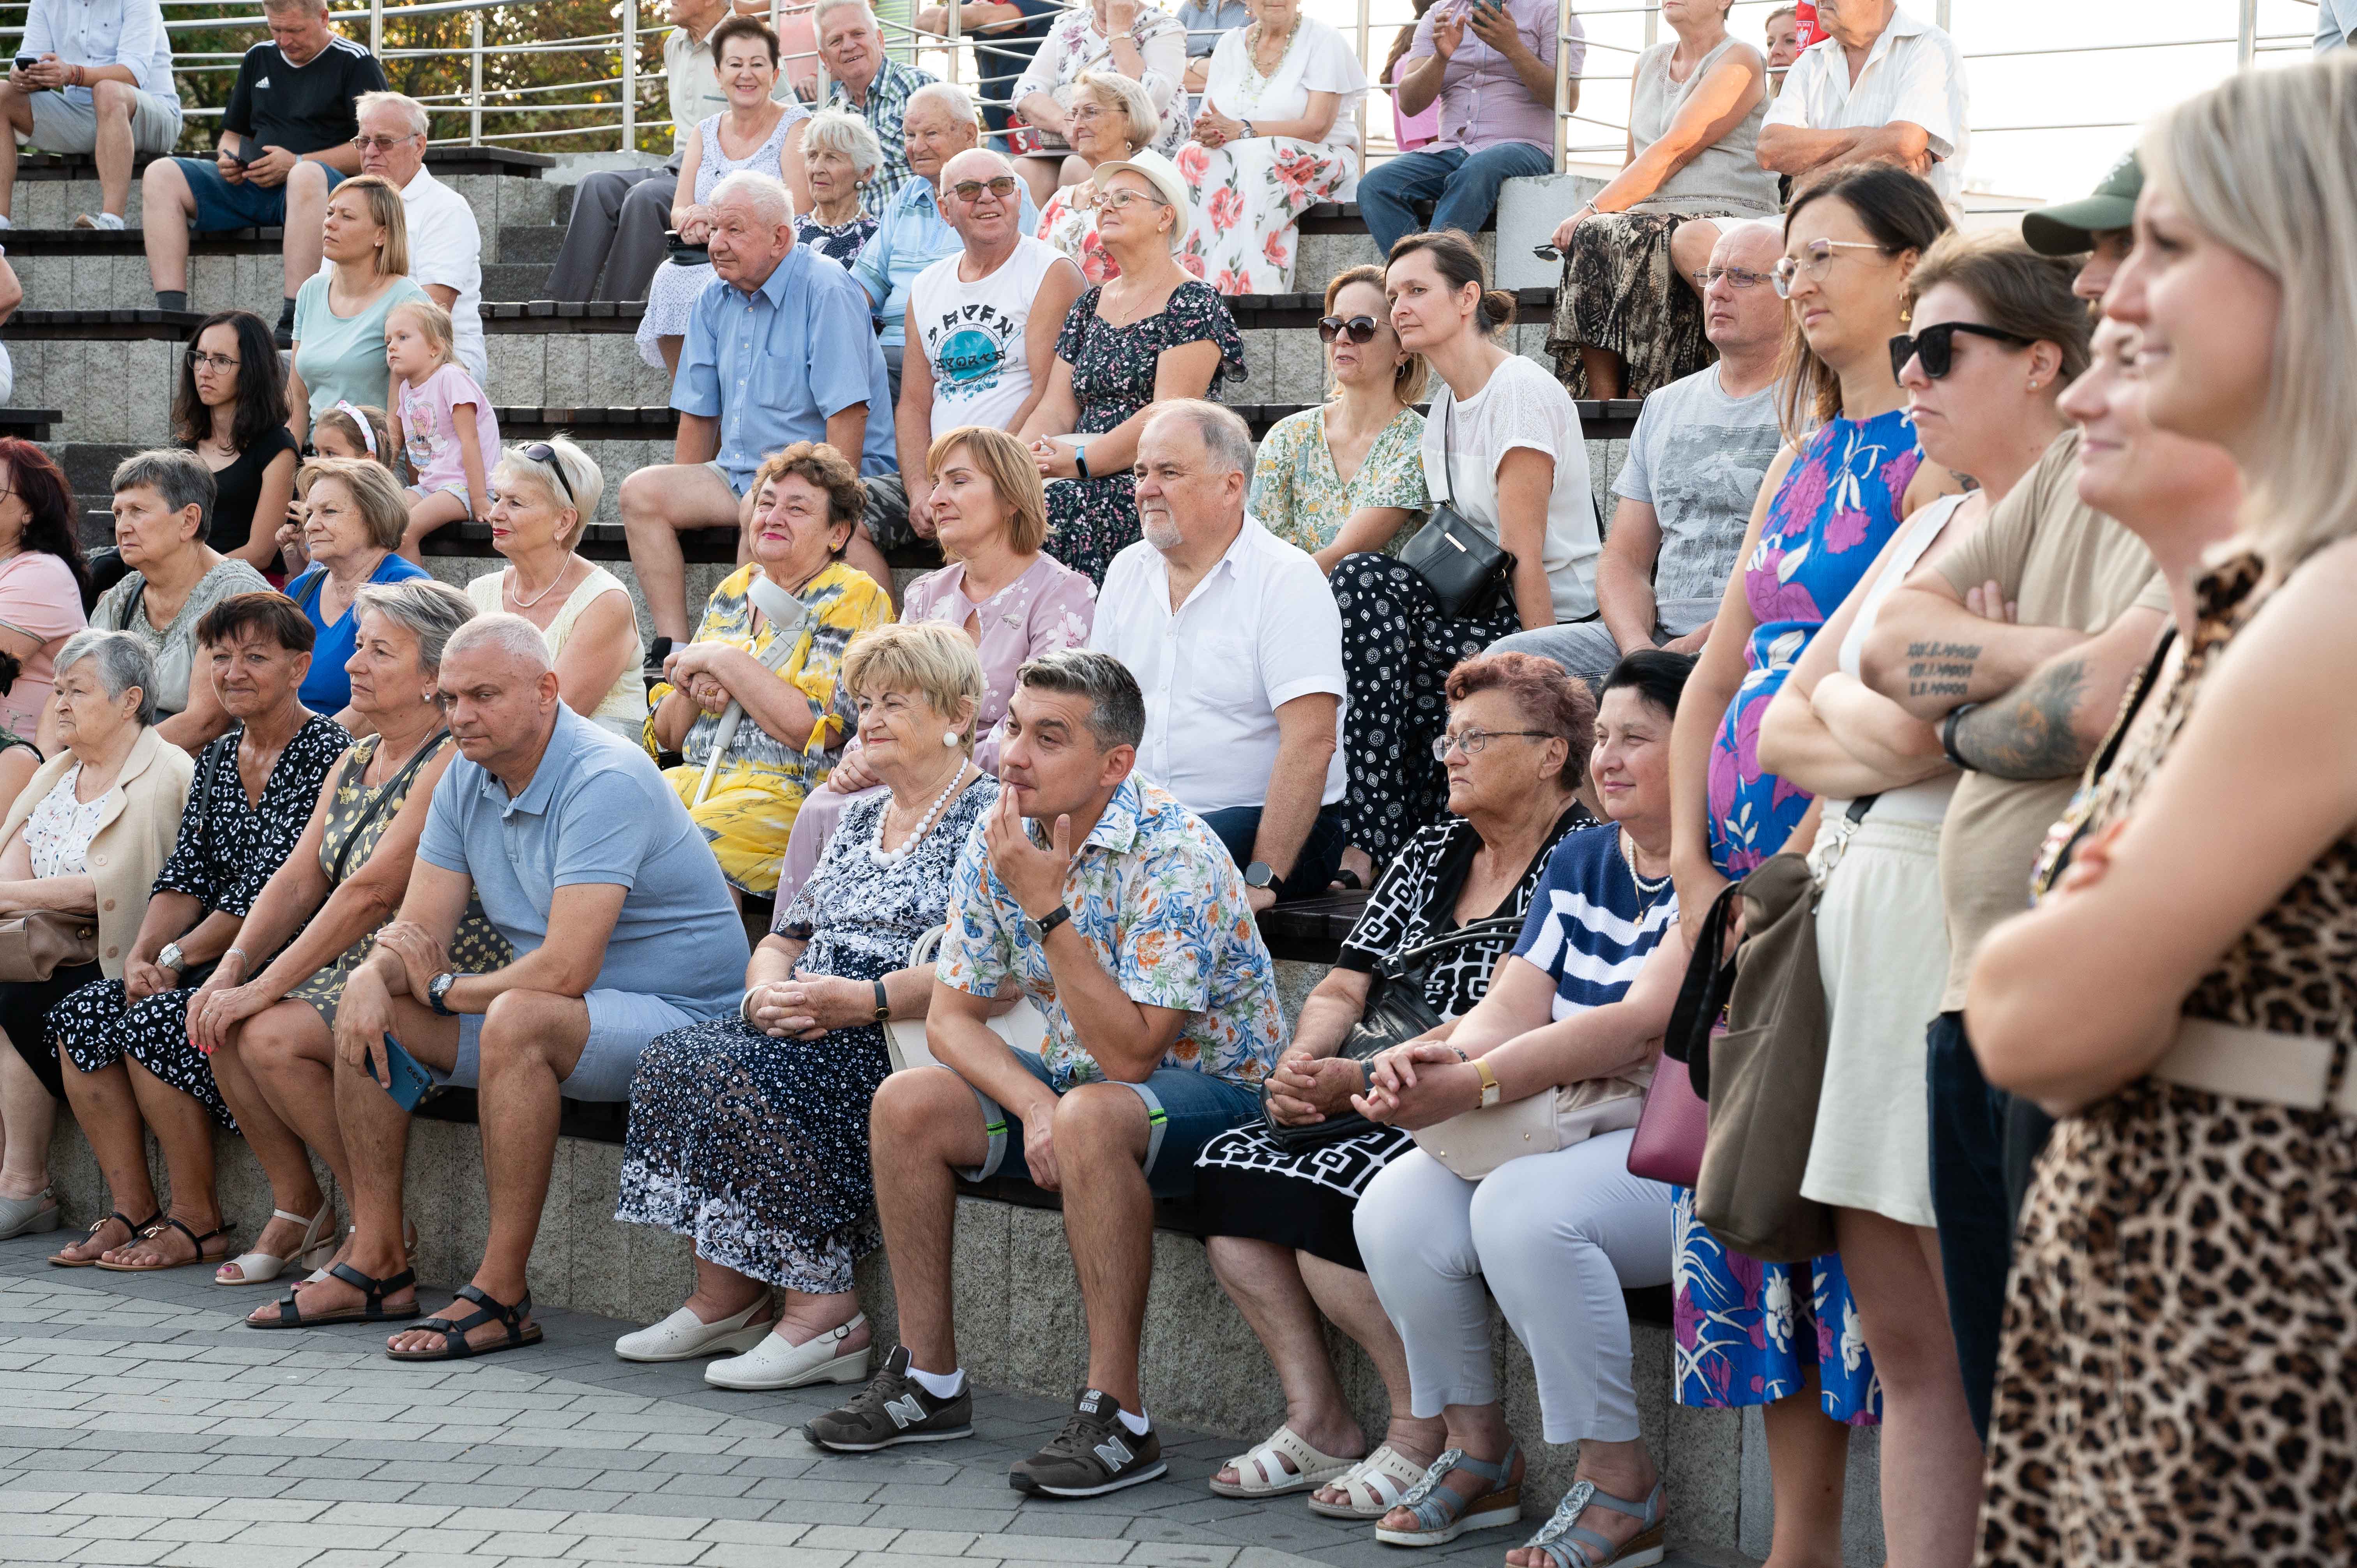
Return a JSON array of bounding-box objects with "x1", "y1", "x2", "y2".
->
[
  {"x1": 1117, "y1": 1405, "x2": 1150, "y2": 1436},
  {"x1": 907, "y1": 1363, "x2": 965, "y2": 1399}
]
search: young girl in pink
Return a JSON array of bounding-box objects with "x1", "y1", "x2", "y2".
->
[{"x1": 386, "y1": 297, "x2": 498, "y2": 561}]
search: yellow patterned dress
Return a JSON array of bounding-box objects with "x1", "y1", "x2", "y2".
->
[{"x1": 649, "y1": 560, "x2": 894, "y2": 895}]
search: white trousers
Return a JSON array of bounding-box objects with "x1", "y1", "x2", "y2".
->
[{"x1": 1354, "y1": 1129, "x2": 1673, "y2": 1444}]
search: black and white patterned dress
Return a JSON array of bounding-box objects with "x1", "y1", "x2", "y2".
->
[
  {"x1": 1194, "y1": 805, "x2": 1592, "y2": 1268},
  {"x1": 614, "y1": 776, "x2": 999, "y2": 1294},
  {"x1": 51, "y1": 716, "x2": 348, "y2": 1128}
]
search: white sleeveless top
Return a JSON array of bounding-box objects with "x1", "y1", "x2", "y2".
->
[
  {"x1": 908, "y1": 236, "x2": 1065, "y2": 434},
  {"x1": 1835, "y1": 491, "x2": 1968, "y2": 824},
  {"x1": 466, "y1": 566, "x2": 647, "y2": 733}
]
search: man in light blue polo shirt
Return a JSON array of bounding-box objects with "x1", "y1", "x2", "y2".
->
[
  {"x1": 620, "y1": 166, "x2": 901, "y2": 648},
  {"x1": 286, "y1": 614, "x2": 746, "y2": 1357}
]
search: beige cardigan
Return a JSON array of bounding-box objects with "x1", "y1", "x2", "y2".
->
[{"x1": 0, "y1": 726, "x2": 194, "y2": 977}]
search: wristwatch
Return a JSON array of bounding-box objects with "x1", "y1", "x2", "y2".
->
[
  {"x1": 872, "y1": 980, "x2": 891, "y2": 1022},
  {"x1": 1940, "y1": 702, "x2": 1983, "y2": 772},
  {"x1": 1243, "y1": 861, "x2": 1279, "y2": 896},
  {"x1": 1025, "y1": 904, "x2": 1074, "y2": 943},
  {"x1": 155, "y1": 942, "x2": 187, "y2": 975},
  {"x1": 426, "y1": 971, "x2": 459, "y2": 1016},
  {"x1": 1472, "y1": 1057, "x2": 1501, "y2": 1109}
]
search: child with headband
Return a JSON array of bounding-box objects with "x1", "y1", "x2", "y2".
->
[{"x1": 385, "y1": 296, "x2": 499, "y2": 562}]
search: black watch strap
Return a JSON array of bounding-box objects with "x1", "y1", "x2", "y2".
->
[
  {"x1": 1940, "y1": 702, "x2": 1982, "y2": 772},
  {"x1": 426, "y1": 972, "x2": 458, "y2": 1016},
  {"x1": 1030, "y1": 903, "x2": 1073, "y2": 940},
  {"x1": 872, "y1": 980, "x2": 891, "y2": 1021}
]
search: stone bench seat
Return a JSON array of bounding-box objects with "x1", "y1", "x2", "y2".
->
[{"x1": 0, "y1": 406, "x2": 61, "y2": 439}]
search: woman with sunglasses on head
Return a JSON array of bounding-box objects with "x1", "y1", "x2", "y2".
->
[
  {"x1": 462, "y1": 439, "x2": 645, "y2": 743},
  {"x1": 1755, "y1": 229, "x2": 2083, "y2": 1568},
  {"x1": 173, "y1": 311, "x2": 299, "y2": 577},
  {"x1": 1251, "y1": 266, "x2": 1431, "y2": 576},
  {"x1": 1662, "y1": 161, "x2": 1956, "y2": 1563}
]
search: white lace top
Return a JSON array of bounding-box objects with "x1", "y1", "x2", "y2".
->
[{"x1": 25, "y1": 765, "x2": 106, "y2": 879}]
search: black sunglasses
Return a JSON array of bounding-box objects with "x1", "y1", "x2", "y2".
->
[
  {"x1": 1889, "y1": 321, "x2": 2033, "y2": 381},
  {"x1": 523, "y1": 441, "x2": 577, "y2": 506},
  {"x1": 1317, "y1": 314, "x2": 1381, "y2": 345}
]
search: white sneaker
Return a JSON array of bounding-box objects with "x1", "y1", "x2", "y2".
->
[
  {"x1": 613, "y1": 1298, "x2": 773, "y2": 1362},
  {"x1": 705, "y1": 1315, "x2": 871, "y2": 1390},
  {"x1": 71, "y1": 212, "x2": 124, "y2": 231}
]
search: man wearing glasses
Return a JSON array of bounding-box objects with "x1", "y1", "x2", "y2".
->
[
  {"x1": 282, "y1": 92, "x2": 484, "y2": 379},
  {"x1": 1492, "y1": 221, "x2": 1788, "y2": 689}
]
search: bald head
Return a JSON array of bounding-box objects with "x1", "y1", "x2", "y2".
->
[
  {"x1": 445, "y1": 613, "x2": 553, "y2": 675},
  {"x1": 941, "y1": 147, "x2": 1025, "y2": 251},
  {"x1": 1704, "y1": 222, "x2": 1790, "y2": 355}
]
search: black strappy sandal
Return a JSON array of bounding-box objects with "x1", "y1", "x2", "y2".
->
[
  {"x1": 385, "y1": 1284, "x2": 543, "y2": 1361},
  {"x1": 94, "y1": 1216, "x2": 235, "y2": 1273},
  {"x1": 251, "y1": 1262, "x2": 423, "y2": 1330},
  {"x1": 48, "y1": 1209, "x2": 162, "y2": 1268}
]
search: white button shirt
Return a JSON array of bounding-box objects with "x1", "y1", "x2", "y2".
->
[
  {"x1": 1762, "y1": 8, "x2": 1970, "y2": 210},
  {"x1": 321, "y1": 165, "x2": 485, "y2": 383},
  {"x1": 1089, "y1": 514, "x2": 1348, "y2": 815}
]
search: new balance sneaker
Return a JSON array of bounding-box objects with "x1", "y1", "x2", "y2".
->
[
  {"x1": 1008, "y1": 1388, "x2": 1167, "y2": 1497},
  {"x1": 803, "y1": 1345, "x2": 973, "y2": 1451}
]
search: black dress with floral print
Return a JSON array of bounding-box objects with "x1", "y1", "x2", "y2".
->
[{"x1": 1044, "y1": 281, "x2": 1245, "y2": 585}]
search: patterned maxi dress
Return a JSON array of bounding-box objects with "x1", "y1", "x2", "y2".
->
[{"x1": 1674, "y1": 404, "x2": 1924, "y2": 1424}]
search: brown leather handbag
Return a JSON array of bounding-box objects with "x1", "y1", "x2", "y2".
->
[{"x1": 0, "y1": 908, "x2": 99, "y2": 982}]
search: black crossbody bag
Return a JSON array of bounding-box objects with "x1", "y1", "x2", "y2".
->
[{"x1": 1396, "y1": 397, "x2": 1516, "y2": 618}]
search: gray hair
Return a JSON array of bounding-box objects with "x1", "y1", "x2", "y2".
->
[
  {"x1": 1015, "y1": 649, "x2": 1145, "y2": 751},
  {"x1": 261, "y1": 0, "x2": 329, "y2": 14},
  {"x1": 1073, "y1": 71, "x2": 1158, "y2": 151},
  {"x1": 802, "y1": 108, "x2": 884, "y2": 178},
  {"x1": 55, "y1": 630, "x2": 158, "y2": 727},
  {"x1": 1148, "y1": 399, "x2": 1253, "y2": 479},
  {"x1": 442, "y1": 612, "x2": 553, "y2": 675},
  {"x1": 709, "y1": 167, "x2": 797, "y2": 226},
  {"x1": 906, "y1": 80, "x2": 982, "y2": 131},
  {"x1": 354, "y1": 91, "x2": 429, "y2": 139},
  {"x1": 111, "y1": 448, "x2": 216, "y2": 543},
  {"x1": 494, "y1": 436, "x2": 605, "y2": 547},
  {"x1": 812, "y1": 0, "x2": 876, "y2": 29},
  {"x1": 353, "y1": 579, "x2": 477, "y2": 675}
]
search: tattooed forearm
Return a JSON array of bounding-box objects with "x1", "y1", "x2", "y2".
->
[
  {"x1": 1904, "y1": 639, "x2": 1981, "y2": 701},
  {"x1": 1953, "y1": 658, "x2": 2096, "y2": 780}
]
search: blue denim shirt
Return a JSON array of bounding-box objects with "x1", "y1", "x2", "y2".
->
[
  {"x1": 849, "y1": 174, "x2": 1040, "y2": 349},
  {"x1": 671, "y1": 242, "x2": 897, "y2": 491}
]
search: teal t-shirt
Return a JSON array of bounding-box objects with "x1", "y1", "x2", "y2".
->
[{"x1": 291, "y1": 272, "x2": 428, "y2": 422}]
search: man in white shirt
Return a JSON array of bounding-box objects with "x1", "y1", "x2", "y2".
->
[
  {"x1": 899, "y1": 147, "x2": 1083, "y2": 538},
  {"x1": 1087, "y1": 401, "x2": 1348, "y2": 908},
  {"x1": 1758, "y1": 0, "x2": 1969, "y2": 212},
  {"x1": 289, "y1": 92, "x2": 485, "y2": 381},
  {"x1": 0, "y1": 0, "x2": 180, "y2": 230}
]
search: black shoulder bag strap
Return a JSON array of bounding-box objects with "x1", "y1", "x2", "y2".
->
[{"x1": 324, "y1": 731, "x2": 449, "y2": 886}]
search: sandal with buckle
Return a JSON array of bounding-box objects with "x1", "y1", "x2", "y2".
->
[
  {"x1": 94, "y1": 1216, "x2": 236, "y2": 1272},
  {"x1": 48, "y1": 1209, "x2": 160, "y2": 1267},
  {"x1": 1515, "y1": 1478, "x2": 1667, "y2": 1567},
  {"x1": 252, "y1": 1262, "x2": 423, "y2": 1329},
  {"x1": 1373, "y1": 1442, "x2": 1523, "y2": 1547},
  {"x1": 385, "y1": 1284, "x2": 543, "y2": 1361},
  {"x1": 216, "y1": 1203, "x2": 336, "y2": 1286}
]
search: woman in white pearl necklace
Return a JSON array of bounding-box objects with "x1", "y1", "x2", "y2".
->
[{"x1": 610, "y1": 623, "x2": 1002, "y2": 1391}]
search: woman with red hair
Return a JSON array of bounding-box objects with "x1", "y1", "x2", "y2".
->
[{"x1": 0, "y1": 438, "x2": 92, "y2": 739}]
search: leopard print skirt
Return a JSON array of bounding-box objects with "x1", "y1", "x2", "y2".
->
[{"x1": 1978, "y1": 1076, "x2": 2357, "y2": 1566}]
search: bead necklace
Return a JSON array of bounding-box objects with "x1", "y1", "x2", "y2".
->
[
  {"x1": 507, "y1": 558, "x2": 576, "y2": 611},
  {"x1": 870, "y1": 763, "x2": 974, "y2": 867},
  {"x1": 1621, "y1": 829, "x2": 1674, "y2": 921}
]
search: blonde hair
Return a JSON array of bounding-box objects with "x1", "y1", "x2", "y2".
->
[
  {"x1": 925, "y1": 426, "x2": 1050, "y2": 555},
  {"x1": 1073, "y1": 71, "x2": 1157, "y2": 151},
  {"x1": 839, "y1": 621, "x2": 987, "y2": 753},
  {"x1": 331, "y1": 173, "x2": 410, "y2": 279},
  {"x1": 386, "y1": 296, "x2": 458, "y2": 374},
  {"x1": 493, "y1": 436, "x2": 605, "y2": 549},
  {"x1": 298, "y1": 456, "x2": 410, "y2": 551},
  {"x1": 313, "y1": 403, "x2": 390, "y2": 465},
  {"x1": 1324, "y1": 263, "x2": 1427, "y2": 405},
  {"x1": 2145, "y1": 55, "x2": 2357, "y2": 566}
]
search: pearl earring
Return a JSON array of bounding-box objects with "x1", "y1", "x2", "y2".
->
[{"x1": 943, "y1": 729, "x2": 961, "y2": 747}]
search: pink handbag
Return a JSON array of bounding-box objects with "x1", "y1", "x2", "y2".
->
[{"x1": 1627, "y1": 1047, "x2": 1707, "y2": 1188}]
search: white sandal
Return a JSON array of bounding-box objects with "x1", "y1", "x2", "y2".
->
[
  {"x1": 1306, "y1": 1443, "x2": 1430, "y2": 1518},
  {"x1": 1207, "y1": 1424, "x2": 1358, "y2": 1499},
  {"x1": 214, "y1": 1204, "x2": 335, "y2": 1287}
]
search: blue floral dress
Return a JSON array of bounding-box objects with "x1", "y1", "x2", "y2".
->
[{"x1": 1673, "y1": 405, "x2": 1925, "y2": 1424}]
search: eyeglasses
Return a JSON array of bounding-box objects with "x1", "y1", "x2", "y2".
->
[
  {"x1": 1317, "y1": 314, "x2": 1381, "y2": 345},
  {"x1": 351, "y1": 133, "x2": 421, "y2": 152},
  {"x1": 1889, "y1": 321, "x2": 2036, "y2": 381},
  {"x1": 1690, "y1": 266, "x2": 1772, "y2": 291},
  {"x1": 521, "y1": 442, "x2": 576, "y2": 507},
  {"x1": 1098, "y1": 188, "x2": 1170, "y2": 212},
  {"x1": 1770, "y1": 238, "x2": 1890, "y2": 298},
  {"x1": 949, "y1": 175, "x2": 1020, "y2": 203},
  {"x1": 188, "y1": 350, "x2": 240, "y2": 372},
  {"x1": 1430, "y1": 727, "x2": 1555, "y2": 761},
  {"x1": 1069, "y1": 101, "x2": 1107, "y2": 121}
]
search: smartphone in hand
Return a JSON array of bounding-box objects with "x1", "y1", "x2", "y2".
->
[
  {"x1": 366, "y1": 1033, "x2": 434, "y2": 1112},
  {"x1": 223, "y1": 133, "x2": 255, "y2": 167}
]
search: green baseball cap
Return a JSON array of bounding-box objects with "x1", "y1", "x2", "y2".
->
[{"x1": 2021, "y1": 150, "x2": 2142, "y2": 256}]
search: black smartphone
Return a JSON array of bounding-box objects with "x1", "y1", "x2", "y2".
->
[
  {"x1": 365, "y1": 1033, "x2": 434, "y2": 1112},
  {"x1": 224, "y1": 133, "x2": 254, "y2": 167},
  {"x1": 13, "y1": 56, "x2": 38, "y2": 73}
]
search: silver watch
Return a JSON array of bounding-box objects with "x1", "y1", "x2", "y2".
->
[{"x1": 155, "y1": 942, "x2": 187, "y2": 975}]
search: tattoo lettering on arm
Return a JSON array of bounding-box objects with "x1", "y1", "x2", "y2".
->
[
  {"x1": 1952, "y1": 658, "x2": 2094, "y2": 781},
  {"x1": 1905, "y1": 639, "x2": 1982, "y2": 701}
]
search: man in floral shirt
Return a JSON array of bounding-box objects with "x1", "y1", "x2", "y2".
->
[{"x1": 806, "y1": 648, "x2": 1282, "y2": 1499}]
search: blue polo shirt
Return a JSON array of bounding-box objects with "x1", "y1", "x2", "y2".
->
[
  {"x1": 849, "y1": 175, "x2": 1039, "y2": 350},
  {"x1": 415, "y1": 704, "x2": 747, "y2": 1013},
  {"x1": 671, "y1": 242, "x2": 896, "y2": 494}
]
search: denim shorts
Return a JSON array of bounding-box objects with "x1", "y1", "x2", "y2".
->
[
  {"x1": 951, "y1": 1049, "x2": 1261, "y2": 1198},
  {"x1": 177, "y1": 154, "x2": 345, "y2": 233},
  {"x1": 439, "y1": 987, "x2": 711, "y2": 1103}
]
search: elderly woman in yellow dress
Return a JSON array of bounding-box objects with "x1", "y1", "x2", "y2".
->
[{"x1": 647, "y1": 442, "x2": 893, "y2": 900}]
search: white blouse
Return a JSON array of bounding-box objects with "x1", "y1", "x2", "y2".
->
[
  {"x1": 1203, "y1": 17, "x2": 1369, "y2": 153},
  {"x1": 25, "y1": 765, "x2": 107, "y2": 879},
  {"x1": 1423, "y1": 355, "x2": 1602, "y2": 622}
]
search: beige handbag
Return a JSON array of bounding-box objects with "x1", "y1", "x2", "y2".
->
[
  {"x1": 1410, "y1": 1075, "x2": 1648, "y2": 1181},
  {"x1": 885, "y1": 926, "x2": 1048, "y2": 1072},
  {"x1": 0, "y1": 908, "x2": 100, "y2": 982}
]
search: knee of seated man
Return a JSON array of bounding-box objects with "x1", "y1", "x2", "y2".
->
[
  {"x1": 91, "y1": 77, "x2": 134, "y2": 114},
  {"x1": 1051, "y1": 1080, "x2": 1148, "y2": 1161},
  {"x1": 476, "y1": 988, "x2": 578, "y2": 1070},
  {"x1": 871, "y1": 1062, "x2": 975, "y2": 1144}
]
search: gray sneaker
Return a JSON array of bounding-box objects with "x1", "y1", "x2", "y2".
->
[
  {"x1": 1009, "y1": 1388, "x2": 1166, "y2": 1498},
  {"x1": 803, "y1": 1345, "x2": 973, "y2": 1451}
]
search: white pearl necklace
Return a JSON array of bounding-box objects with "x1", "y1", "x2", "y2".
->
[{"x1": 869, "y1": 766, "x2": 971, "y2": 867}]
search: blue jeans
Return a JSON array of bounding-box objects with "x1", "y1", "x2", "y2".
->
[
  {"x1": 1356, "y1": 141, "x2": 1556, "y2": 255},
  {"x1": 1198, "y1": 801, "x2": 1348, "y2": 900},
  {"x1": 952, "y1": 1049, "x2": 1262, "y2": 1198}
]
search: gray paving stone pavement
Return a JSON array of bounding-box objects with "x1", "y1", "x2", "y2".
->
[{"x1": 0, "y1": 1233, "x2": 1737, "y2": 1568}]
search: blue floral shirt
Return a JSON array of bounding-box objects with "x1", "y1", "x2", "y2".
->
[{"x1": 935, "y1": 776, "x2": 1285, "y2": 1088}]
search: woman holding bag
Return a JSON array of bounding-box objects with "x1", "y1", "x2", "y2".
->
[{"x1": 1346, "y1": 651, "x2": 1692, "y2": 1562}]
